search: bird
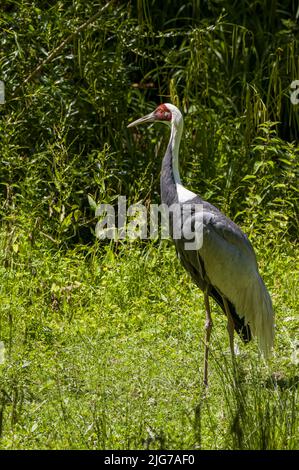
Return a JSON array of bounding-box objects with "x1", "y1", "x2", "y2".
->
[{"x1": 128, "y1": 103, "x2": 274, "y2": 386}]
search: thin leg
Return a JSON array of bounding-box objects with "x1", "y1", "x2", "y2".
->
[
  {"x1": 203, "y1": 289, "x2": 213, "y2": 387},
  {"x1": 222, "y1": 296, "x2": 235, "y2": 358}
]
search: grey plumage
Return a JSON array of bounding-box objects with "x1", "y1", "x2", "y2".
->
[
  {"x1": 171, "y1": 198, "x2": 253, "y2": 344},
  {"x1": 128, "y1": 102, "x2": 274, "y2": 384}
]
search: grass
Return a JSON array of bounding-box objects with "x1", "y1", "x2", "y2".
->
[
  {"x1": 0, "y1": 0, "x2": 298, "y2": 451},
  {"x1": 0, "y1": 234, "x2": 298, "y2": 449}
]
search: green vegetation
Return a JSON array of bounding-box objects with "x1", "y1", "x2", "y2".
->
[
  {"x1": 0, "y1": 0, "x2": 298, "y2": 449},
  {"x1": 0, "y1": 240, "x2": 298, "y2": 449}
]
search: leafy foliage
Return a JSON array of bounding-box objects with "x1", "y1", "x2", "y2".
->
[{"x1": 0, "y1": 0, "x2": 298, "y2": 245}]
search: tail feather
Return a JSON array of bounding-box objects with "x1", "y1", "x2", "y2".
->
[
  {"x1": 210, "y1": 274, "x2": 274, "y2": 359},
  {"x1": 240, "y1": 276, "x2": 274, "y2": 358}
]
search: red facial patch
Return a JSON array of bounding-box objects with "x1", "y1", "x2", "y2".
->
[{"x1": 154, "y1": 104, "x2": 172, "y2": 121}]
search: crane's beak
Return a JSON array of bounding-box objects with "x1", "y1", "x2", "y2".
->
[{"x1": 127, "y1": 112, "x2": 155, "y2": 128}]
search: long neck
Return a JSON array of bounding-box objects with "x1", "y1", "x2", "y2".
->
[{"x1": 160, "y1": 118, "x2": 183, "y2": 206}]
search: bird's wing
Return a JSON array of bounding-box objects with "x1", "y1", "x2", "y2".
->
[
  {"x1": 174, "y1": 205, "x2": 252, "y2": 342},
  {"x1": 178, "y1": 202, "x2": 274, "y2": 356},
  {"x1": 176, "y1": 201, "x2": 257, "y2": 275},
  {"x1": 193, "y1": 206, "x2": 259, "y2": 292},
  {"x1": 173, "y1": 202, "x2": 254, "y2": 288},
  {"x1": 203, "y1": 209, "x2": 257, "y2": 263}
]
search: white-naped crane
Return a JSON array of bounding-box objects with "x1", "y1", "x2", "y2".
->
[{"x1": 128, "y1": 103, "x2": 274, "y2": 386}]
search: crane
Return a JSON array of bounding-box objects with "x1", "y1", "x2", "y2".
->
[{"x1": 128, "y1": 103, "x2": 274, "y2": 386}]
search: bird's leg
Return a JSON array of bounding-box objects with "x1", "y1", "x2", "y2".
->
[
  {"x1": 222, "y1": 297, "x2": 235, "y2": 358},
  {"x1": 203, "y1": 289, "x2": 213, "y2": 387}
]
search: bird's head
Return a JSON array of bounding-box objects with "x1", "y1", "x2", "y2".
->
[{"x1": 127, "y1": 103, "x2": 181, "y2": 129}]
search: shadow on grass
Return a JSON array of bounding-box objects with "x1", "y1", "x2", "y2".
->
[{"x1": 266, "y1": 373, "x2": 299, "y2": 390}]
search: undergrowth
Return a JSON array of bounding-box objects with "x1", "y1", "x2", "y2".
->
[{"x1": 0, "y1": 236, "x2": 297, "y2": 449}]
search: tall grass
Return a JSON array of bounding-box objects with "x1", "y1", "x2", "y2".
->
[
  {"x1": 1, "y1": 0, "x2": 298, "y2": 245},
  {"x1": 0, "y1": 238, "x2": 298, "y2": 449}
]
